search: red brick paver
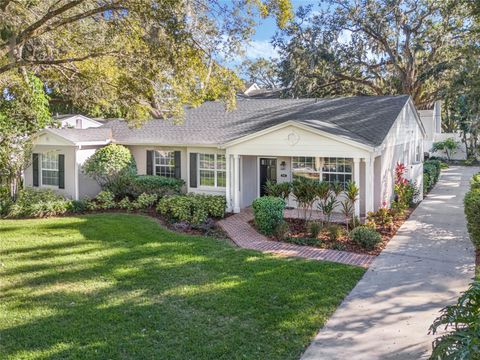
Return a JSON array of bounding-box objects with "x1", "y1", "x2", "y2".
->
[{"x1": 218, "y1": 209, "x2": 375, "y2": 268}]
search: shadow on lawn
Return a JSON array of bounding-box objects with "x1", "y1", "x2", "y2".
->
[{"x1": 0, "y1": 214, "x2": 363, "y2": 360}]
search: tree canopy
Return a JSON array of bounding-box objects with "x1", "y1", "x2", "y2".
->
[
  {"x1": 0, "y1": 0, "x2": 293, "y2": 122},
  {"x1": 274, "y1": 0, "x2": 471, "y2": 109}
]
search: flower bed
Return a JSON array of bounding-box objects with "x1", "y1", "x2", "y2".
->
[{"x1": 254, "y1": 208, "x2": 413, "y2": 256}]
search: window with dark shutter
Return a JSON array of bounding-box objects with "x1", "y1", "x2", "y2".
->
[
  {"x1": 189, "y1": 153, "x2": 197, "y2": 188},
  {"x1": 58, "y1": 154, "x2": 65, "y2": 189},
  {"x1": 146, "y1": 150, "x2": 153, "y2": 175},
  {"x1": 174, "y1": 151, "x2": 181, "y2": 179},
  {"x1": 32, "y1": 153, "x2": 39, "y2": 187}
]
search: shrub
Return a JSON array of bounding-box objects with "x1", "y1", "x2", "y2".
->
[
  {"x1": 350, "y1": 226, "x2": 382, "y2": 250},
  {"x1": 308, "y1": 221, "x2": 322, "y2": 238},
  {"x1": 0, "y1": 187, "x2": 13, "y2": 217},
  {"x1": 286, "y1": 237, "x2": 320, "y2": 246},
  {"x1": 264, "y1": 180, "x2": 291, "y2": 201},
  {"x1": 423, "y1": 173, "x2": 431, "y2": 195},
  {"x1": 252, "y1": 196, "x2": 285, "y2": 235},
  {"x1": 464, "y1": 188, "x2": 480, "y2": 249},
  {"x1": 367, "y1": 207, "x2": 393, "y2": 230},
  {"x1": 157, "y1": 194, "x2": 226, "y2": 225},
  {"x1": 83, "y1": 144, "x2": 137, "y2": 189},
  {"x1": 118, "y1": 197, "x2": 134, "y2": 210},
  {"x1": 327, "y1": 224, "x2": 344, "y2": 241},
  {"x1": 273, "y1": 221, "x2": 290, "y2": 241},
  {"x1": 423, "y1": 160, "x2": 441, "y2": 195},
  {"x1": 133, "y1": 193, "x2": 158, "y2": 209},
  {"x1": 68, "y1": 199, "x2": 89, "y2": 213},
  {"x1": 349, "y1": 216, "x2": 361, "y2": 230},
  {"x1": 94, "y1": 190, "x2": 116, "y2": 210},
  {"x1": 127, "y1": 175, "x2": 184, "y2": 199},
  {"x1": 7, "y1": 188, "x2": 70, "y2": 218},
  {"x1": 429, "y1": 280, "x2": 480, "y2": 359},
  {"x1": 471, "y1": 173, "x2": 480, "y2": 191}
]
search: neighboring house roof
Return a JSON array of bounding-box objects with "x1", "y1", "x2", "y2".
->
[
  {"x1": 46, "y1": 128, "x2": 112, "y2": 144},
  {"x1": 102, "y1": 95, "x2": 411, "y2": 147}
]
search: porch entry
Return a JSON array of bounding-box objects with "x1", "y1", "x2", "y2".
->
[{"x1": 259, "y1": 158, "x2": 277, "y2": 196}]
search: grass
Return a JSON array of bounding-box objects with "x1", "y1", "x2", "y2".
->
[{"x1": 0, "y1": 214, "x2": 364, "y2": 360}]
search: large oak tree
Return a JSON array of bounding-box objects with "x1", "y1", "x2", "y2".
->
[
  {"x1": 0, "y1": 0, "x2": 293, "y2": 121},
  {"x1": 274, "y1": 0, "x2": 471, "y2": 109}
]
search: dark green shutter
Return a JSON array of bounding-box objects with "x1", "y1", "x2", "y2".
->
[
  {"x1": 146, "y1": 150, "x2": 153, "y2": 175},
  {"x1": 174, "y1": 151, "x2": 181, "y2": 179},
  {"x1": 189, "y1": 153, "x2": 197, "y2": 188},
  {"x1": 58, "y1": 154, "x2": 65, "y2": 189},
  {"x1": 32, "y1": 153, "x2": 39, "y2": 187}
]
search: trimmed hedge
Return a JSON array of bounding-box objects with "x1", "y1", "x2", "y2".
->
[
  {"x1": 127, "y1": 175, "x2": 184, "y2": 198},
  {"x1": 423, "y1": 159, "x2": 442, "y2": 195},
  {"x1": 157, "y1": 194, "x2": 226, "y2": 225},
  {"x1": 464, "y1": 173, "x2": 480, "y2": 250},
  {"x1": 252, "y1": 196, "x2": 285, "y2": 236}
]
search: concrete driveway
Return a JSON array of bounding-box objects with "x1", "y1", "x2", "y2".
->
[{"x1": 301, "y1": 166, "x2": 478, "y2": 360}]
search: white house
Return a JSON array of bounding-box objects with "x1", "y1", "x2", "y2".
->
[{"x1": 24, "y1": 95, "x2": 426, "y2": 216}]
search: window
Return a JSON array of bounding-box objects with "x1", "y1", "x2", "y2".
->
[
  {"x1": 415, "y1": 144, "x2": 421, "y2": 162},
  {"x1": 199, "y1": 153, "x2": 226, "y2": 187},
  {"x1": 41, "y1": 153, "x2": 59, "y2": 186},
  {"x1": 292, "y1": 157, "x2": 319, "y2": 180},
  {"x1": 322, "y1": 157, "x2": 353, "y2": 189},
  {"x1": 154, "y1": 151, "x2": 175, "y2": 177}
]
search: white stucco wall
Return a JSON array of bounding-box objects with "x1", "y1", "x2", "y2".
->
[
  {"x1": 378, "y1": 100, "x2": 425, "y2": 207},
  {"x1": 25, "y1": 144, "x2": 76, "y2": 199},
  {"x1": 431, "y1": 133, "x2": 467, "y2": 160},
  {"x1": 77, "y1": 146, "x2": 102, "y2": 198}
]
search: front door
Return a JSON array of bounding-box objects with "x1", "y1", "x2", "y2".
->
[{"x1": 259, "y1": 158, "x2": 277, "y2": 196}]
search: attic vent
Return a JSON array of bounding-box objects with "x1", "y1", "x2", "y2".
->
[{"x1": 76, "y1": 118, "x2": 82, "y2": 129}]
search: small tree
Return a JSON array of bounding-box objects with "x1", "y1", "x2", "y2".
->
[
  {"x1": 83, "y1": 144, "x2": 137, "y2": 190},
  {"x1": 431, "y1": 138, "x2": 459, "y2": 161}
]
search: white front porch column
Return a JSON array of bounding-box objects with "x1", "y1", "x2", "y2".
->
[
  {"x1": 353, "y1": 157, "x2": 361, "y2": 217},
  {"x1": 233, "y1": 154, "x2": 241, "y2": 213},
  {"x1": 364, "y1": 156, "x2": 375, "y2": 214},
  {"x1": 225, "y1": 153, "x2": 232, "y2": 212}
]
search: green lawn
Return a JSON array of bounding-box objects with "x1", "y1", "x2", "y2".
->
[{"x1": 0, "y1": 214, "x2": 364, "y2": 360}]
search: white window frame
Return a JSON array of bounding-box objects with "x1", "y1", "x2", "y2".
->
[
  {"x1": 154, "y1": 150, "x2": 175, "y2": 178},
  {"x1": 40, "y1": 152, "x2": 59, "y2": 188},
  {"x1": 291, "y1": 156, "x2": 320, "y2": 180},
  {"x1": 321, "y1": 157, "x2": 353, "y2": 189},
  {"x1": 198, "y1": 153, "x2": 226, "y2": 188}
]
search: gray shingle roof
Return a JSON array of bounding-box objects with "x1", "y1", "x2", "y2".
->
[
  {"x1": 48, "y1": 128, "x2": 112, "y2": 143},
  {"x1": 103, "y1": 95, "x2": 410, "y2": 147}
]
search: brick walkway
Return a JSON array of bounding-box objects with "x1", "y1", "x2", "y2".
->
[{"x1": 218, "y1": 209, "x2": 375, "y2": 268}]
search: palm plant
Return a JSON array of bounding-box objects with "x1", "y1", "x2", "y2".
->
[
  {"x1": 340, "y1": 199, "x2": 354, "y2": 232},
  {"x1": 291, "y1": 177, "x2": 318, "y2": 220},
  {"x1": 330, "y1": 181, "x2": 343, "y2": 197},
  {"x1": 319, "y1": 194, "x2": 338, "y2": 225},
  {"x1": 344, "y1": 181, "x2": 359, "y2": 225},
  {"x1": 264, "y1": 180, "x2": 291, "y2": 201}
]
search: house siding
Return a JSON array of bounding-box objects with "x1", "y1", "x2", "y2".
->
[
  {"x1": 379, "y1": 101, "x2": 424, "y2": 208},
  {"x1": 25, "y1": 145, "x2": 76, "y2": 199}
]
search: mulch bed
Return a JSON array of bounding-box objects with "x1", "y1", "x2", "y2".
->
[{"x1": 250, "y1": 209, "x2": 414, "y2": 256}]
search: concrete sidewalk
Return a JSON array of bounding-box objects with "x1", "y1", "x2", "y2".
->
[{"x1": 301, "y1": 166, "x2": 478, "y2": 360}]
